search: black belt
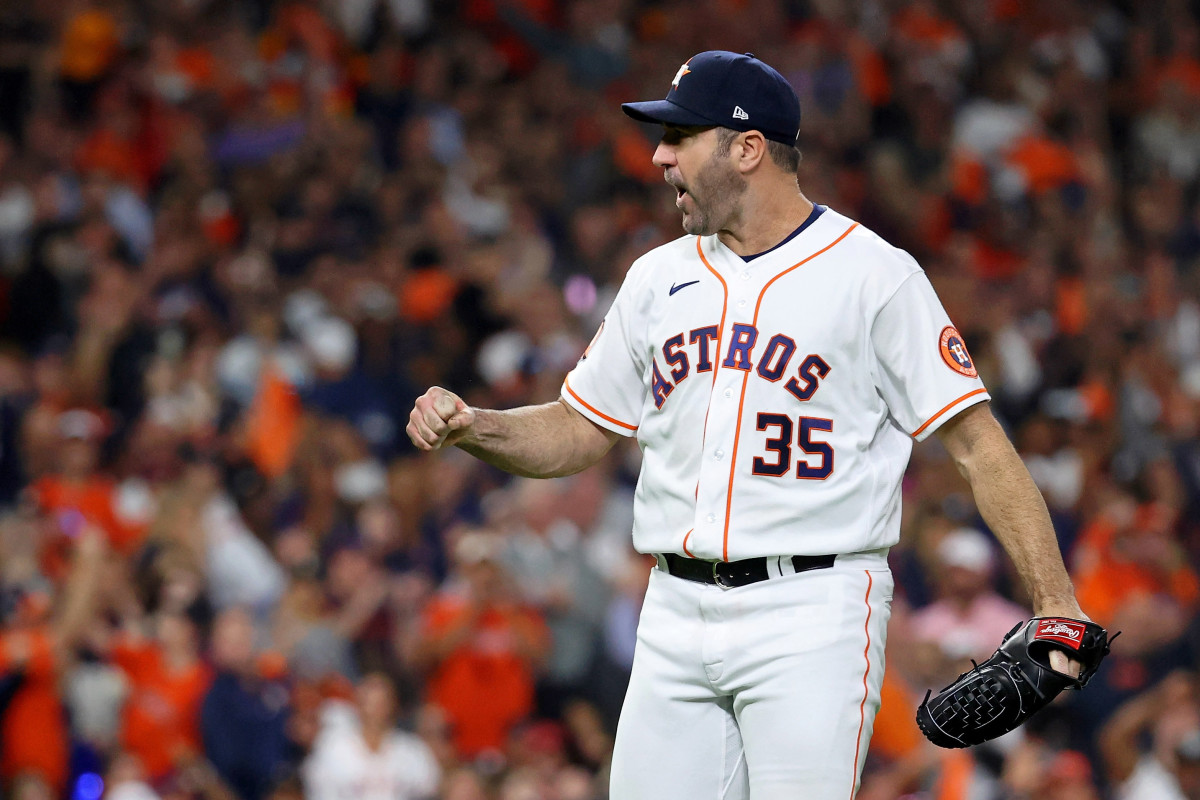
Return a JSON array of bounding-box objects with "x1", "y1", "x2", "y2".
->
[{"x1": 661, "y1": 552, "x2": 837, "y2": 589}]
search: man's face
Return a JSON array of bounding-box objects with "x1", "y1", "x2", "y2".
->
[
  {"x1": 356, "y1": 673, "x2": 397, "y2": 728},
  {"x1": 654, "y1": 126, "x2": 747, "y2": 235}
]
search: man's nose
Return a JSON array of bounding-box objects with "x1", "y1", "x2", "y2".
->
[{"x1": 652, "y1": 143, "x2": 677, "y2": 169}]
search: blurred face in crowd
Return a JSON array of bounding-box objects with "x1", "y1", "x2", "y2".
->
[
  {"x1": 455, "y1": 532, "x2": 508, "y2": 603},
  {"x1": 357, "y1": 498, "x2": 402, "y2": 553},
  {"x1": 654, "y1": 125, "x2": 747, "y2": 236},
  {"x1": 463, "y1": 558, "x2": 506, "y2": 605},
  {"x1": 157, "y1": 556, "x2": 205, "y2": 614},
  {"x1": 32, "y1": 353, "x2": 71, "y2": 406},
  {"x1": 211, "y1": 607, "x2": 256, "y2": 672},
  {"x1": 356, "y1": 672, "x2": 397, "y2": 730},
  {"x1": 326, "y1": 548, "x2": 373, "y2": 600},
  {"x1": 939, "y1": 564, "x2": 988, "y2": 603},
  {"x1": 59, "y1": 437, "x2": 99, "y2": 478},
  {"x1": 515, "y1": 479, "x2": 559, "y2": 534}
]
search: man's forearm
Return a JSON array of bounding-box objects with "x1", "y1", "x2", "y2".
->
[
  {"x1": 967, "y1": 446, "x2": 1077, "y2": 612},
  {"x1": 457, "y1": 399, "x2": 619, "y2": 479},
  {"x1": 939, "y1": 406, "x2": 1079, "y2": 615}
]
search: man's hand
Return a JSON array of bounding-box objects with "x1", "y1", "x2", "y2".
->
[
  {"x1": 407, "y1": 387, "x2": 476, "y2": 451},
  {"x1": 917, "y1": 616, "x2": 1113, "y2": 748},
  {"x1": 1049, "y1": 649, "x2": 1082, "y2": 679},
  {"x1": 1036, "y1": 600, "x2": 1089, "y2": 678}
]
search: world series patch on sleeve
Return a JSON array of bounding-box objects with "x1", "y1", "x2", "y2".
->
[{"x1": 916, "y1": 617, "x2": 1116, "y2": 749}]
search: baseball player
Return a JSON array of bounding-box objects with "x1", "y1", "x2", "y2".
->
[{"x1": 408, "y1": 51, "x2": 1087, "y2": 800}]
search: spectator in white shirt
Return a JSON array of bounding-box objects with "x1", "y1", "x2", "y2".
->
[{"x1": 303, "y1": 672, "x2": 439, "y2": 800}]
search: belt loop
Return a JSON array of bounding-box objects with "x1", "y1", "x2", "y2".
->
[{"x1": 778, "y1": 556, "x2": 794, "y2": 576}]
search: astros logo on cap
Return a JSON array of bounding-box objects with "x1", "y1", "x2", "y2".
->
[
  {"x1": 672, "y1": 62, "x2": 691, "y2": 88},
  {"x1": 939, "y1": 326, "x2": 977, "y2": 377}
]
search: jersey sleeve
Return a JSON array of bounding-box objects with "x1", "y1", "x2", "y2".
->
[
  {"x1": 870, "y1": 271, "x2": 990, "y2": 441},
  {"x1": 560, "y1": 267, "x2": 648, "y2": 437}
]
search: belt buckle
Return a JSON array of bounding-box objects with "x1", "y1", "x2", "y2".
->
[{"x1": 712, "y1": 561, "x2": 733, "y2": 590}]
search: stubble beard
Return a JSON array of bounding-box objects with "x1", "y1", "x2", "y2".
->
[{"x1": 680, "y1": 151, "x2": 747, "y2": 236}]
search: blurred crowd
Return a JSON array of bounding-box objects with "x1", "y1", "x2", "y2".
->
[{"x1": 0, "y1": 0, "x2": 1199, "y2": 798}]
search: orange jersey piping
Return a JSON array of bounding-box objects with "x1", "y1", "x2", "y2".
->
[
  {"x1": 850, "y1": 570, "x2": 874, "y2": 800},
  {"x1": 692, "y1": 237, "x2": 731, "y2": 556},
  {"x1": 910, "y1": 388, "x2": 988, "y2": 438},
  {"x1": 563, "y1": 374, "x2": 638, "y2": 431},
  {"x1": 716, "y1": 222, "x2": 858, "y2": 561}
]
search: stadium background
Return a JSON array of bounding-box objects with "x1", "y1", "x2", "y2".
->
[{"x1": 0, "y1": 0, "x2": 1197, "y2": 798}]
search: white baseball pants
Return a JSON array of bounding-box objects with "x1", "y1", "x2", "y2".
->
[{"x1": 609, "y1": 551, "x2": 893, "y2": 800}]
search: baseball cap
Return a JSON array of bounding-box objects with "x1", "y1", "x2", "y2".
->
[
  {"x1": 57, "y1": 408, "x2": 107, "y2": 441},
  {"x1": 302, "y1": 316, "x2": 357, "y2": 371},
  {"x1": 622, "y1": 51, "x2": 801, "y2": 145},
  {"x1": 936, "y1": 527, "x2": 995, "y2": 573}
]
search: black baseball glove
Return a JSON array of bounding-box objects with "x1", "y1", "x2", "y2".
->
[{"x1": 916, "y1": 617, "x2": 1114, "y2": 749}]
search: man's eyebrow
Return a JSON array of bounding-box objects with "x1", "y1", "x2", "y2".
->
[{"x1": 661, "y1": 124, "x2": 713, "y2": 140}]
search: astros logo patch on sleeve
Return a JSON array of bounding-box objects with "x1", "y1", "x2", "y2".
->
[{"x1": 939, "y1": 326, "x2": 977, "y2": 377}]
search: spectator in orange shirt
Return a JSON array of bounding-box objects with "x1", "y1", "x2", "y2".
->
[
  {"x1": 105, "y1": 604, "x2": 213, "y2": 781},
  {"x1": 1073, "y1": 493, "x2": 1200, "y2": 656},
  {"x1": 413, "y1": 532, "x2": 549, "y2": 760},
  {"x1": 31, "y1": 409, "x2": 142, "y2": 556},
  {"x1": 0, "y1": 522, "x2": 106, "y2": 795}
]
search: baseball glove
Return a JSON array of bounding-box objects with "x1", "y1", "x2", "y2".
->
[{"x1": 916, "y1": 617, "x2": 1114, "y2": 749}]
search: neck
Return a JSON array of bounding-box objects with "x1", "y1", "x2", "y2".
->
[
  {"x1": 717, "y1": 186, "x2": 813, "y2": 257},
  {"x1": 948, "y1": 594, "x2": 978, "y2": 612},
  {"x1": 362, "y1": 724, "x2": 388, "y2": 751},
  {"x1": 164, "y1": 647, "x2": 195, "y2": 669}
]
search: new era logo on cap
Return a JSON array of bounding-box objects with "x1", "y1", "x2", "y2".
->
[{"x1": 621, "y1": 51, "x2": 801, "y2": 145}]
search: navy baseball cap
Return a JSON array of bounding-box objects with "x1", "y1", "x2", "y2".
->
[{"x1": 622, "y1": 51, "x2": 801, "y2": 145}]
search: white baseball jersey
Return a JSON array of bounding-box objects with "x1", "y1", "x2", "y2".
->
[{"x1": 562, "y1": 206, "x2": 988, "y2": 561}]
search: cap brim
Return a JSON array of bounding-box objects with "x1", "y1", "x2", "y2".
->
[{"x1": 621, "y1": 99, "x2": 715, "y2": 127}]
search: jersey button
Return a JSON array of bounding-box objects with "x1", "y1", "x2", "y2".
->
[
  {"x1": 740, "y1": 272, "x2": 750, "y2": 280},
  {"x1": 737, "y1": 300, "x2": 747, "y2": 309},
  {"x1": 706, "y1": 514, "x2": 716, "y2": 523},
  {"x1": 715, "y1": 449, "x2": 725, "y2": 459},
  {"x1": 723, "y1": 388, "x2": 732, "y2": 398}
]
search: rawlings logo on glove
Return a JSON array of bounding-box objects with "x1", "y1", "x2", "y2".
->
[
  {"x1": 1036, "y1": 620, "x2": 1084, "y2": 647},
  {"x1": 916, "y1": 617, "x2": 1115, "y2": 749}
]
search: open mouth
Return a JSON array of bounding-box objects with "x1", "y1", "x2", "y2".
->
[{"x1": 666, "y1": 172, "x2": 687, "y2": 200}]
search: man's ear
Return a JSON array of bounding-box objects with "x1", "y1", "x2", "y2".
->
[{"x1": 735, "y1": 131, "x2": 768, "y2": 172}]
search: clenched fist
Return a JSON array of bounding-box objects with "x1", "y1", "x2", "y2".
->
[{"x1": 407, "y1": 387, "x2": 476, "y2": 451}]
